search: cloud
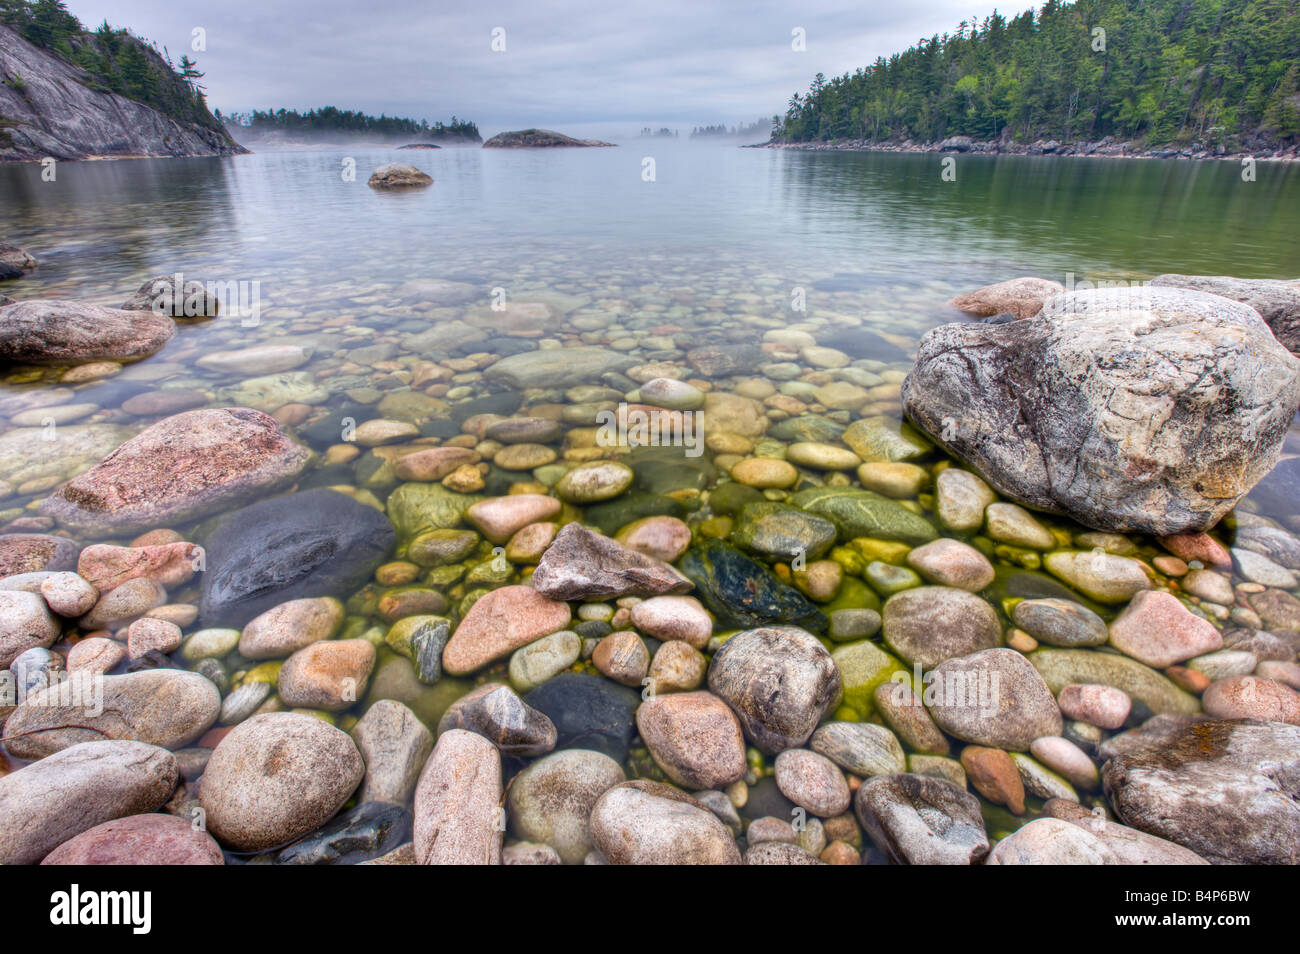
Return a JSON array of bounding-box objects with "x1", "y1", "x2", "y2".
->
[{"x1": 63, "y1": 0, "x2": 998, "y2": 137}]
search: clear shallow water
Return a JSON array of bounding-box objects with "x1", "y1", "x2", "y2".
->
[{"x1": 2, "y1": 145, "x2": 1299, "y2": 861}]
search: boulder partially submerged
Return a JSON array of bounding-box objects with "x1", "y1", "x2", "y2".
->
[
  {"x1": 368, "y1": 163, "x2": 433, "y2": 189},
  {"x1": 0, "y1": 299, "x2": 174, "y2": 365},
  {"x1": 903, "y1": 286, "x2": 1300, "y2": 534}
]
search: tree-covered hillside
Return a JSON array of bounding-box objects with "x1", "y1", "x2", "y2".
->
[
  {"x1": 0, "y1": 0, "x2": 223, "y2": 131},
  {"x1": 776, "y1": 0, "x2": 1300, "y2": 149},
  {"x1": 223, "y1": 107, "x2": 481, "y2": 142}
]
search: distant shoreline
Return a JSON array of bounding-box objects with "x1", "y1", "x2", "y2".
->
[{"x1": 752, "y1": 138, "x2": 1299, "y2": 163}]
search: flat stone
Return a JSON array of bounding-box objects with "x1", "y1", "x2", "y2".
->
[
  {"x1": 1030, "y1": 648, "x2": 1200, "y2": 717},
  {"x1": 810, "y1": 721, "x2": 906, "y2": 778},
  {"x1": 0, "y1": 299, "x2": 174, "y2": 365},
  {"x1": 465, "y1": 494, "x2": 561, "y2": 544},
  {"x1": 239, "y1": 597, "x2": 344, "y2": 660},
  {"x1": 882, "y1": 586, "x2": 1001, "y2": 668},
  {"x1": 351, "y1": 699, "x2": 435, "y2": 804},
  {"x1": 1011, "y1": 598, "x2": 1107, "y2": 647},
  {"x1": 442, "y1": 585, "x2": 571, "y2": 675},
  {"x1": 1108, "y1": 590, "x2": 1223, "y2": 667}
]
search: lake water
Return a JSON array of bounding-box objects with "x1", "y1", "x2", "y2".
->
[{"x1": 2, "y1": 144, "x2": 1299, "y2": 862}]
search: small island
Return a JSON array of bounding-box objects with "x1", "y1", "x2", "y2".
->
[{"x1": 483, "y1": 129, "x2": 616, "y2": 148}]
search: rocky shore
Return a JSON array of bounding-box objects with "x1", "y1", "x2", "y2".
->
[
  {"x1": 0, "y1": 258, "x2": 1298, "y2": 866},
  {"x1": 758, "y1": 135, "x2": 1300, "y2": 163}
]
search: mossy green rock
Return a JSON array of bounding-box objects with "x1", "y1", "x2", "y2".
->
[
  {"x1": 823, "y1": 575, "x2": 881, "y2": 615},
  {"x1": 584, "y1": 493, "x2": 685, "y2": 535},
  {"x1": 830, "y1": 641, "x2": 910, "y2": 719},
  {"x1": 386, "y1": 483, "x2": 482, "y2": 538},
  {"x1": 1029, "y1": 648, "x2": 1200, "y2": 717},
  {"x1": 842, "y1": 416, "x2": 932, "y2": 462},
  {"x1": 407, "y1": 528, "x2": 480, "y2": 567},
  {"x1": 790, "y1": 487, "x2": 937, "y2": 545},
  {"x1": 709, "y1": 481, "x2": 766, "y2": 517},
  {"x1": 731, "y1": 502, "x2": 837, "y2": 562},
  {"x1": 865, "y1": 560, "x2": 922, "y2": 596}
]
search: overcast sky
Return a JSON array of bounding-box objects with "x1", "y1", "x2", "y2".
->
[{"x1": 64, "y1": 0, "x2": 1001, "y2": 137}]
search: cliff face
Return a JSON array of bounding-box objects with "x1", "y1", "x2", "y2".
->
[{"x1": 0, "y1": 25, "x2": 246, "y2": 161}]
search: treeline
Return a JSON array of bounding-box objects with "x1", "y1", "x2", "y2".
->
[
  {"x1": 1, "y1": 0, "x2": 220, "y2": 129},
  {"x1": 690, "y1": 119, "x2": 772, "y2": 139},
  {"x1": 222, "y1": 107, "x2": 482, "y2": 141},
  {"x1": 776, "y1": 0, "x2": 1300, "y2": 148}
]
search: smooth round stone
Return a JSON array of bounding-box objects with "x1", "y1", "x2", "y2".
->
[
  {"x1": 1202, "y1": 675, "x2": 1300, "y2": 723},
  {"x1": 38, "y1": 572, "x2": 98, "y2": 617},
  {"x1": 589, "y1": 781, "x2": 741, "y2": 864},
  {"x1": 801, "y1": 345, "x2": 850, "y2": 368},
  {"x1": 927, "y1": 648, "x2": 1064, "y2": 751},
  {"x1": 494, "y1": 443, "x2": 557, "y2": 470},
  {"x1": 1011, "y1": 598, "x2": 1108, "y2": 647},
  {"x1": 1057, "y1": 683, "x2": 1131, "y2": 729},
  {"x1": 810, "y1": 721, "x2": 906, "y2": 778},
  {"x1": 794, "y1": 560, "x2": 841, "y2": 601},
  {"x1": 906, "y1": 539, "x2": 994, "y2": 591},
  {"x1": 1231, "y1": 547, "x2": 1298, "y2": 588},
  {"x1": 591, "y1": 630, "x2": 650, "y2": 686},
  {"x1": 508, "y1": 630, "x2": 581, "y2": 692},
  {"x1": 746, "y1": 815, "x2": 798, "y2": 845},
  {"x1": 79, "y1": 578, "x2": 167, "y2": 630},
  {"x1": 412, "y1": 728, "x2": 502, "y2": 864},
  {"x1": 882, "y1": 586, "x2": 1001, "y2": 668},
  {"x1": 647, "y1": 640, "x2": 708, "y2": 693},
  {"x1": 829, "y1": 608, "x2": 881, "y2": 641},
  {"x1": 786, "y1": 442, "x2": 860, "y2": 471},
  {"x1": 985, "y1": 503, "x2": 1055, "y2": 549},
  {"x1": 909, "y1": 755, "x2": 965, "y2": 789},
  {"x1": 507, "y1": 749, "x2": 626, "y2": 864},
  {"x1": 745, "y1": 841, "x2": 825, "y2": 864},
  {"x1": 1188, "y1": 649, "x2": 1258, "y2": 681},
  {"x1": 615, "y1": 515, "x2": 691, "y2": 562},
  {"x1": 1030, "y1": 736, "x2": 1100, "y2": 789},
  {"x1": 66, "y1": 636, "x2": 126, "y2": 674},
  {"x1": 1010, "y1": 752, "x2": 1078, "y2": 801},
  {"x1": 41, "y1": 812, "x2": 224, "y2": 865},
  {"x1": 393, "y1": 446, "x2": 481, "y2": 482},
  {"x1": 636, "y1": 691, "x2": 747, "y2": 789},
  {"x1": 505, "y1": 522, "x2": 558, "y2": 562},
  {"x1": 200, "y1": 712, "x2": 364, "y2": 852},
  {"x1": 238, "y1": 597, "x2": 343, "y2": 660},
  {"x1": 812, "y1": 380, "x2": 871, "y2": 411},
  {"x1": 125, "y1": 617, "x2": 182, "y2": 659},
  {"x1": 408, "y1": 528, "x2": 479, "y2": 567},
  {"x1": 555, "y1": 461, "x2": 634, "y2": 503},
  {"x1": 986, "y1": 817, "x2": 1117, "y2": 865},
  {"x1": 438, "y1": 682, "x2": 557, "y2": 757},
  {"x1": 935, "y1": 468, "x2": 996, "y2": 531},
  {"x1": 503, "y1": 842, "x2": 562, "y2": 865},
  {"x1": 873, "y1": 681, "x2": 950, "y2": 754},
  {"x1": 774, "y1": 749, "x2": 851, "y2": 818},
  {"x1": 0, "y1": 589, "x2": 61, "y2": 667},
  {"x1": 219, "y1": 681, "x2": 271, "y2": 725},
  {"x1": 630, "y1": 595, "x2": 712, "y2": 649},
  {"x1": 277, "y1": 639, "x2": 376, "y2": 710},
  {"x1": 465, "y1": 494, "x2": 562, "y2": 543},
  {"x1": 353, "y1": 419, "x2": 420, "y2": 447},
  {"x1": 11, "y1": 402, "x2": 99, "y2": 426},
  {"x1": 856, "y1": 462, "x2": 928, "y2": 499},
  {"x1": 865, "y1": 561, "x2": 922, "y2": 596},
  {"x1": 1181, "y1": 568, "x2": 1236, "y2": 604},
  {"x1": 707, "y1": 626, "x2": 841, "y2": 754},
  {"x1": 730, "y1": 457, "x2": 798, "y2": 489},
  {"x1": 638, "y1": 377, "x2": 704, "y2": 411},
  {"x1": 485, "y1": 417, "x2": 562, "y2": 444},
  {"x1": 960, "y1": 746, "x2": 1026, "y2": 813},
  {"x1": 1044, "y1": 550, "x2": 1151, "y2": 604},
  {"x1": 1255, "y1": 659, "x2": 1300, "y2": 689},
  {"x1": 1108, "y1": 591, "x2": 1223, "y2": 667}
]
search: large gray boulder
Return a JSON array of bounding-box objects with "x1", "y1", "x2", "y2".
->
[
  {"x1": 0, "y1": 299, "x2": 174, "y2": 365},
  {"x1": 903, "y1": 287, "x2": 1300, "y2": 534},
  {"x1": 1150, "y1": 274, "x2": 1300, "y2": 354}
]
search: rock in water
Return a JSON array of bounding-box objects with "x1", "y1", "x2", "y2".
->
[
  {"x1": 855, "y1": 773, "x2": 990, "y2": 865},
  {"x1": 1150, "y1": 274, "x2": 1300, "y2": 354},
  {"x1": 367, "y1": 163, "x2": 433, "y2": 188},
  {"x1": 524, "y1": 673, "x2": 640, "y2": 761},
  {"x1": 948, "y1": 276, "x2": 1066, "y2": 319},
  {"x1": 1102, "y1": 718, "x2": 1300, "y2": 864},
  {"x1": 707, "y1": 626, "x2": 840, "y2": 754},
  {"x1": 200, "y1": 712, "x2": 363, "y2": 853},
  {"x1": 0, "y1": 740, "x2": 178, "y2": 866},
  {"x1": 0, "y1": 299, "x2": 174, "y2": 365},
  {"x1": 121, "y1": 275, "x2": 219, "y2": 320},
  {"x1": 482, "y1": 128, "x2": 616, "y2": 148},
  {"x1": 438, "y1": 682, "x2": 557, "y2": 757},
  {"x1": 484, "y1": 346, "x2": 635, "y2": 389},
  {"x1": 41, "y1": 407, "x2": 310, "y2": 534},
  {"x1": 588, "y1": 781, "x2": 741, "y2": 864},
  {"x1": 441, "y1": 585, "x2": 571, "y2": 675},
  {"x1": 902, "y1": 287, "x2": 1300, "y2": 534},
  {"x1": 679, "y1": 540, "x2": 827, "y2": 632},
  {"x1": 41, "y1": 813, "x2": 225, "y2": 865},
  {"x1": 199, "y1": 489, "x2": 395, "y2": 627},
  {"x1": 531, "y1": 522, "x2": 691, "y2": 600},
  {"x1": 413, "y1": 729, "x2": 503, "y2": 864}
]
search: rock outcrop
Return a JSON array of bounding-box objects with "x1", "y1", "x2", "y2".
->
[
  {"x1": 0, "y1": 25, "x2": 246, "y2": 161},
  {"x1": 1150, "y1": 274, "x2": 1300, "y2": 354},
  {"x1": 483, "y1": 128, "x2": 615, "y2": 148}
]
